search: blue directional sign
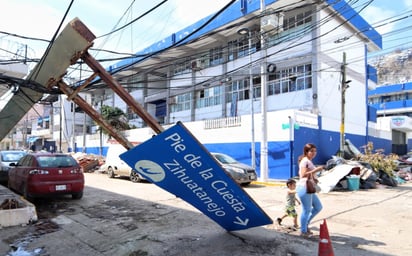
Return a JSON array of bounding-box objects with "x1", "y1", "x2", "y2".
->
[{"x1": 120, "y1": 122, "x2": 273, "y2": 231}]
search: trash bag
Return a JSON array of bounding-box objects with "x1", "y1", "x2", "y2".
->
[
  {"x1": 377, "y1": 170, "x2": 398, "y2": 187},
  {"x1": 360, "y1": 171, "x2": 377, "y2": 189},
  {"x1": 325, "y1": 156, "x2": 346, "y2": 170}
]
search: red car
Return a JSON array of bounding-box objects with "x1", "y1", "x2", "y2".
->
[{"x1": 8, "y1": 152, "x2": 84, "y2": 200}]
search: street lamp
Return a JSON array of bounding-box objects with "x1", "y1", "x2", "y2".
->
[{"x1": 237, "y1": 27, "x2": 256, "y2": 170}]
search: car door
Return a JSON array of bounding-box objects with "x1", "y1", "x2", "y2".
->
[
  {"x1": 15, "y1": 155, "x2": 32, "y2": 194},
  {"x1": 7, "y1": 157, "x2": 18, "y2": 190}
]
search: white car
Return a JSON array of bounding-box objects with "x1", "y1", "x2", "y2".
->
[
  {"x1": 104, "y1": 143, "x2": 145, "y2": 182},
  {"x1": 0, "y1": 150, "x2": 27, "y2": 183},
  {"x1": 211, "y1": 152, "x2": 257, "y2": 186}
]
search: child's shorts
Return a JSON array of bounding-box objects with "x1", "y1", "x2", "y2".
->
[{"x1": 285, "y1": 205, "x2": 298, "y2": 217}]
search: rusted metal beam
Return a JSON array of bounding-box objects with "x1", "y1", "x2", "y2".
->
[
  {"x1": 67, "y1": 72, "x2": 98, "y2": 101},
  {"x1": 58, "y1": 81, "x2": 134, "y2": 150},
  {"x1": 81, "y1": 51, "x2": 164, "y2": 135}
]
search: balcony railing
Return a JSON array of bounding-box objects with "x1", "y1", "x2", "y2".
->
[{"x1": 204, "y1": 116, "x2": 242, "y2": 129}]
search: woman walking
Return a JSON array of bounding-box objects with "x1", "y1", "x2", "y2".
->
[{"x1": 296, "y1": 143, "x2": 324, "y2": 237}]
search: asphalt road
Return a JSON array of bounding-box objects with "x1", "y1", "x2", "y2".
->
[{"x1": 0, "y1": 172, "x2": 411, "y2": 255}]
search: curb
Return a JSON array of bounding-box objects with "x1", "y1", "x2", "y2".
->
[{"x1": 251, "y1": 181, "x2": 285, "y2": 187}]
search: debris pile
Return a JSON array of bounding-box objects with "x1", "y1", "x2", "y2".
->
[
  {"x1": 0, "y1": 198, "x2": 19, "y2": 210},
  {"x1": 71, "y1": 153, "x2": 105, "y2": 173}
]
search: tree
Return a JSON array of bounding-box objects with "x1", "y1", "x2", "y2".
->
[{"x1": 98, "y1": 105, "x2": 132, "y2": 134}]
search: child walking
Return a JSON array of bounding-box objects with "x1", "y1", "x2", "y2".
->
[{"x1": 277, "y1": 178, "x2": 301, "y2": 229}]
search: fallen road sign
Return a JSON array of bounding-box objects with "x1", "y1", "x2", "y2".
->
[{"x1": 120, "y1": 122, "x2": 273, "y2": 231}]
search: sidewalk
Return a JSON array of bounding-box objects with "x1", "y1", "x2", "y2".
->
[{"x1": 0, "y1": 184, "x2": 37, "y2": 228}]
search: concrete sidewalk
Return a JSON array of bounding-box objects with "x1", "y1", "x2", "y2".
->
[
  {"x1": 0, "y1": 185, "x2": 37, "y2": 228},
  {"x1": 0, "y1": 180, "x2": 281, "y2": 228}
]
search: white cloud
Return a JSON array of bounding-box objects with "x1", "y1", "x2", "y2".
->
[
  {"x1": 0, "y1": 1, "x2": 62, "y2": 58},
  {"x1": 63, "y1": 0, "x2": 232, "y2": 54},
  {"x1": 404, "y1": 0, "x2": 412, "y2": 8},
  {"x1": 92, "y1": 0, "x2": 232, "y2": 57},
  {"x1": 0, "y1": 0, "x2": 232, "y2": 66},
  {"x1": 361, "y1": 5, "x2": 396, "y2": 35}
]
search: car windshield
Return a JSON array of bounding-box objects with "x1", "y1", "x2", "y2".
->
[
  {"x1": 37, "y1": 155, "x2": 77, "y2": 168},
  {"x1": 1, "y1": 151, "x2": 26, "y2": 162},
  {"x1": 213, "y1": 153, "x2": 238, "y2": 164}
]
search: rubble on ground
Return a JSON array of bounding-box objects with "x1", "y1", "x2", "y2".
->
[{"x1": 71, "y1": 152, "x2": 105, "y2": 173}]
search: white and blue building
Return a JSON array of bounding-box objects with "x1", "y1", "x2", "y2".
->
[
  {"x1": 368, "y1": 81, "x2": 412, "y2": 155},
  {"x1": 68, "y1": 0, "x2": 387, "y2": 180}
]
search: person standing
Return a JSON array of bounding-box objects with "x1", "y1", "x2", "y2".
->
[
  {"x1": 296, "y1": 143, "x2": 324, "y2": 237},
  {"x1": 277, "y1": 178, "x2": 300, "y2": 229}
]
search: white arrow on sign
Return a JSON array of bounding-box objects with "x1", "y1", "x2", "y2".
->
[{"x1": 234, "y1": 216, "x2": 249, "y2": 226}]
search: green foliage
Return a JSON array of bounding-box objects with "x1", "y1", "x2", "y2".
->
[
  {"x1": 355, "y1": 142, "x2": 398, "y2": 176},
  {"x1": 96, "y1": 105, "x2": 132, "y2": 134},
  {"x1": 101, "y1": 105, "x2": 124, "y2": 120}
]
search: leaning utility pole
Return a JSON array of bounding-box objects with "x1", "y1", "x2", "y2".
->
[{"x1": 339, "y1": 52, "x2": 347, "y2": 157}]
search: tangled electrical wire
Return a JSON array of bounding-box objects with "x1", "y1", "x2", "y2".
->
[{"x1": 0, "y1": 74, "x2": 62, "y2": 95}]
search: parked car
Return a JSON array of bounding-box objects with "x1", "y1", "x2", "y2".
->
[
  {"x1": 211, "y1": 152, "x2": 257, "y2": 185},
  {"x1": 0, "y1": 150, "x2": 27, "y2": 183},
  {"x1": 105, "y1": 143, "x2": 145, "y2": 182},
  {"x1": 8, "y1": 152, "x2": 84, "y2": 200}
]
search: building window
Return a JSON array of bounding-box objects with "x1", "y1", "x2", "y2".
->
[
  {"x1": 196, "y1": 86, "x2": 222, "y2": 108},
  {"x1": 252, "y1": 76, "x2": 261, "y2": 99},
  {"x1": 228, "y1": 40, "x2": 238, "y2": 61},
  {"x1": 174, "y1": 59, "x2": 192, "y2": 75},
  {"x1": 226, "y1": 79, "x2": 250, "y2": 102},
  {"x1": 210, "y1": 47, "x2": 223, "y2": 66},
  {"x1": 170, "y1": 92, "x2": 192, "y2": 112},
  {"x1": 268, "y1": 64, "x2": 312, "y2": 95},
  {"x1": 283, "y1": 10, "x2": 312, "y2": 31},
  {"x1": 127, "y1": 107, "x2": 139, "y2": 120},
  {"x1": 231, "y1": 34, "x2": 260, "y2": 61},
  {"x1": 126, "y1": 74, "x2": 145, "y2": 92},
  {"x1": 237, "y1": 40, "x2": 248, "y2": 58}
]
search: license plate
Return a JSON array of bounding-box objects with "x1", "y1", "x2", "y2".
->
[{"x1": 56, "y1": 185, "x2": 67, "y2": 191}]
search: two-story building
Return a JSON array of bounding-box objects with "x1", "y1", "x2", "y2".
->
[
  {"x1": 65, "y1": 0, "x2": 383, "y2": 180},
  {"x1": 4, "y1": 0, "x2": 386, "y2": 180}
]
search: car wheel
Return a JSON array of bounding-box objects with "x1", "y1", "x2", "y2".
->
[
  {"x1": 242, "y1": 182, "x2": 251, "y2": 186},
  {"x1": 130, "y1": 171, "x2": 141, "y2": 183},
  {"x1": 72, "y1": 191, "x2": 83, "y2": 200},
  {"x1": 23, "y1": 185, "x2": 33, "y2": 202},
  {"x1": 107, "y1": 167, "x2": 115, "y2": 178}
]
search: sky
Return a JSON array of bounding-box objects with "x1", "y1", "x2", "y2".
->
[
  {"x1": 359, "y1": 0, "x2": 412, "y2": 55},
  {"x1": 1, "y1": 0, "x2": 412, "y2": 66},
  {"x1": 0, "y1": 0, "x2": 232, "y2": 64}
]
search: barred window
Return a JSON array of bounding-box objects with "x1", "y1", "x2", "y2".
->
[
  {"x1": 228, "y1": 40, "x2": 238, "y2": 61},
  {"x1": 210, "y1": 47, "x2": 223, "y2": 66},
  {"x1": 226, "y1": 79, "x2": 250, "y2": 102},
  {"x1": 196, "y1": 86, "x2": 222, "y2": 108},
  {"x1": 170, "y1": 92, "x2": 192, "y2": 112},
  {"x1": 174, "y1": 60, "x2": 192, "y2": 75},
  {"x1": 268, "y1": 64, "x2": 312, "y2": 95},
  {"x1": 283, "y1": 10, "x2": 312, "y2": 31}
]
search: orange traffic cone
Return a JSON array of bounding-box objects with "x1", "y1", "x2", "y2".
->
[{"x1": 318, "y1": 219, "x2": 334, "y2": 256}]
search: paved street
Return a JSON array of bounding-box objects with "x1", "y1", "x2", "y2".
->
[{"x1": 0, "y1": 172, "x2": 411, "y2": 255}]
